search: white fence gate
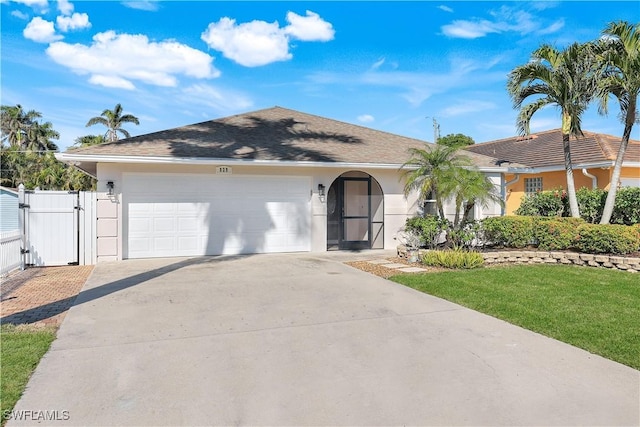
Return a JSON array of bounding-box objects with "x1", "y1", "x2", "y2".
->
[
  {"x1": 18, "y1": 188, "x2": 96, "y2": 267},
  {"x1": 1, "y1": 230, "x2": 22, "y2": 275}
]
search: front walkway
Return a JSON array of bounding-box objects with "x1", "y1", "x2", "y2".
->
[{"x1": 1, "y1": 266, "x2": 94, "y2": 327}]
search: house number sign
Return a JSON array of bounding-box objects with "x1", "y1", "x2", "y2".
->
[{"x1": 216, "y1": 166, "x2": 232, "y2": 174}]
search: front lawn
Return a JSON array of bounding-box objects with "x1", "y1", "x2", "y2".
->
[
  {"x1": 391, "y1": 265, "x2": 640, "y2": 370},
  {"x1": 1, "y1": 325, "x2": 56, "y2": 426}
]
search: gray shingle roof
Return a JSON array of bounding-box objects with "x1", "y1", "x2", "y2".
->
[
  {"x1": 66, "y1": 106, "x2": 502, "y2": 168},
  {"x1": 465, "y1": 129, "x2": 640, "y2": 169}
]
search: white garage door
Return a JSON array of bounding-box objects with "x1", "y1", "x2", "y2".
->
[{"x1": 124, "y1": 173, "x2": 311, "y2": 259}]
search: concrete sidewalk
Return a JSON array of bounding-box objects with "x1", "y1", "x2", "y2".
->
[{"x1": 9, "y1": 252, "x2": 640, "y2": 426}]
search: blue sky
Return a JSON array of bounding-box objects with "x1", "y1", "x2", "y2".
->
[{"x1": 1, "y1": 0, "x2": 638, "y2": 151}]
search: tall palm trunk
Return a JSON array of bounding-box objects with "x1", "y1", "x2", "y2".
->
[
  {"x1": 600, "y1": 97, "x2": 636, "y2": 223},
  {"x1": 562, "y1": 113, "x2": 581, "y2": 217}
]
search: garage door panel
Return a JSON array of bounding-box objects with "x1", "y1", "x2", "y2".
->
[
  {"x1": 129, "y1": 237, "x2": 151, "y2": 253},
  {"x1": 125, "y1": 174, "x2": 310, "y2": 259},
  {"x1": 177, "y1": 217, "x2": 199, "y2": 232},
  {"x1": 129, "y1": 217, "x2": 151, "y2": 233},
  {"x1": 153, "y1": 237, "x2": 176, "y2": 252},
  {"x1": 178, "y1": 236, "x2": 199, "y2": 252}
]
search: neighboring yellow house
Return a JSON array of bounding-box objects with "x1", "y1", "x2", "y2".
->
[{"x1": 465, "y1": 129, "x2": 640, "y2": 215}]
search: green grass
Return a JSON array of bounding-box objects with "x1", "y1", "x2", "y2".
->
[
  {"x1": 1, "y1": 325, "x2": 56, "y2": 425},
  {"x1": 391, "y1": 265, "x2": 640, "y2": 370}
]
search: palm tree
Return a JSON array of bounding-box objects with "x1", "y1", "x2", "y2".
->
[
  {"x1": 25, "y1": 121, "x2": 59, "y2": 152},
  {"x1": 445, "y1": 167, "x2": 503, "y2": 230},
  {"x1": 401, "y1": 144, "x2": 473, "y2": 220},
  {"x1": 0, "y1": 104, "x2": 42, "y2": 148},
  {"x1": 595, "y1": 21, "x2": 640, "y2": 224},
  {"x1": 507, "y1": 42, "x2": 598, "y2": 218},
  {"x1": 86, "y1": 103, "x2": 140, "y2": 142}
]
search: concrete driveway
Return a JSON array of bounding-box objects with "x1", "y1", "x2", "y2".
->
[{"x1": 10, "y1": 252, "x2": 639, "y2": 426}]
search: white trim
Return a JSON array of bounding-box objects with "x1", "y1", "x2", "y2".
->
[
  {"x1": 56, "y1": 152, "x2": 510, "y2": 173},
  {"x1": 507, "y1": 161, "x2": 614, "y2": 174}
]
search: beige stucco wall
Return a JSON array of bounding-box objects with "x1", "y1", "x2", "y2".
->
[{"x1": 95, "y1": 162, "x2": 419, "y2": 261}]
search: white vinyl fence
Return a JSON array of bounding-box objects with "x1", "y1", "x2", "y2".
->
[
  {"x1": 0, "y1": 186, "x2": 97, "y2": 274},
  {"x1": 19, "y1": 188, "x2": 97, "y2": 267},
  {"x1": 1, "y1": 230, "x2": 22, "y2": 275}
]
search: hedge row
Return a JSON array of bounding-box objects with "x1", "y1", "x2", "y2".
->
[
  {"x1": 515, "y1": 187, "x2": 640, "y2": 225},
  {"x1": 481, "y1": 216, "x2": 640, "y2": 255}
]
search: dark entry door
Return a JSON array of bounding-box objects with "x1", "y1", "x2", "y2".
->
[{"x1": 327, "y1": 177, "x2": 371, "y2": 250}]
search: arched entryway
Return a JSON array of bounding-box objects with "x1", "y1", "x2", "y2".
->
[{"x1": 327, "y1": 171, "x2": 384, "y2": 250}]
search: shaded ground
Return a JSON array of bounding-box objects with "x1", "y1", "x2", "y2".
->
[{"x1": 0, "y1": 266, "x2": 94, "y2": 327}]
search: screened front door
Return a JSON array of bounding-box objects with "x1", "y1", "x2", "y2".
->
[{"x1": 327, "y1": 172, "x2": 384, "y2": 250}]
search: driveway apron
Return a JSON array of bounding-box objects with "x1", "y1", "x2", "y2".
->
[{"x1": 9, "y1": 253, "x2": 640, "y2": 426}]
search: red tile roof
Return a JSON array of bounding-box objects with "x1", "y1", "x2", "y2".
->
[{"x1": 465, "y1": 129, "x2": 640, "y2": 169}]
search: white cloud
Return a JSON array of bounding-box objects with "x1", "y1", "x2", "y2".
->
[
  {"x1": 371, "y1": 58, "x2": 385, "y2": 70},
  {"x1": 121, "y1": 1, "x2": 159, "y2": 11},
  {"x1": 56, "y1": 12, "x2": 90, "y2": 31},
  {"x1": 89, "y1": 75, "x2": 136, "y2": 90},
  {"x1": 441, "y1": 5, "x2": 562, "y2": 39},
  {"x1": 438, "y1": 5, "x2": 454, "y2": 13},
  {"x1": 201, "y1": 10, "x2": 334, "y2": 67},
  {"x1": 441, "y1": 19, "x2": 500, "y2": 39},
  {"x1": 11, "y1": 10, "x2": 29, "y2": 19},
  {"x1": 284, "y1": 10, "x2": 334, "y2": 41},
  {"x1": 23, "y1": 17, "x2": 62, "y2": 43},
  {"x1": 308, "y1": 55, "x2": 505, "y2": 108},
  {"x1": 11, "y1": 0, "x2": 47, "y2": 9},
  {"x1": 57, "y1": 0, "x2": 72, "y2": 15},
  {"x1": 537, "y1": 19, "x2": 564, "y2": 35},
  {"x1": 46, "y1": 31, "x2": 220, "y2": 89},
  {"x1": 357, "y1": 114, "x2": 375, "y2": 123},
  {"x1": 440, "y1": 100, "x2": 496, "y2": 117},
  {"x1": 201, "y1": 17, "x2": 290, "y2": 67},
  {"x1": 179, "y1": 83, "x2": 253, "y2": 112}
]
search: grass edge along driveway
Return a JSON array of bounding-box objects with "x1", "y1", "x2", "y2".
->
[
  {"x1": 391, "y1": 264, "x2": 640, "y2": 370},
  {"x1": 1, "y1": 325, "x2": 56, "y2": 427}
]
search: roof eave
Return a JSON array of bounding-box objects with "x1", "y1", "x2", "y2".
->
[
  {"x1": 506, "y1": 161, "x2": 616, "y2": 174},
  {"x1": 56, "y1": 153, "x2": 410, "y2": 170}
]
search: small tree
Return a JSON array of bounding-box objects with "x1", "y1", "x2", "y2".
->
[
  {"x1": 402, "y1": 144, "x2": 502, "y2": 247},
  {"x1": 73, "y1": 135, "x2": 106, "y2": 147},
  {"x1": 401, "y1": 145, "x2": 473, "y2": 220},
  {"x1": 437, "y1": 133, "x2": 475, "y2": 148}
]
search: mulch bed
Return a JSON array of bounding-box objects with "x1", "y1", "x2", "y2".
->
[{"x1": 345, "y1": 257, "x2": 446, "y2": 279}]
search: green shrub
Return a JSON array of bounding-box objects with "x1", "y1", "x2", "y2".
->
[
  {"x1": 405, "y1": 215, "x2": 448, "y2": 249},
  {"x1": 422, "y1": 248, "x2": 485, "y2": 269},
  {"x1": 481, "y1": 216, "x2": 535, "y2": 248},
  {"x1": 515, "y1": 187, "x2": 639, "y2": 225},
  {"x1": 449, "y1": 220, "x2": 481, "y2": 249},
  {"x1": 515, "y1": 188, "x2": 567, "y2": 217},
  {"x1": 611, "y1": 187, "x2": 640, "y2": 226},
  {"x1": 575, "y1": 224, "x2": 640, "y2": 255},
  {"x1": 533, "y1": 217, "x2": 584, "y2": 251},
  {"x1": 576, "y1": 187, "x2": 606, "y2": 223}
]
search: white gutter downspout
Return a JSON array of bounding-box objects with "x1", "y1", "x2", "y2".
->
[
  {"x1": 502, "y1": 173, "x2": 520, "y2": 215},
  {"x1": 581, "y1": 168, "x2": 598, "y2": 189}
]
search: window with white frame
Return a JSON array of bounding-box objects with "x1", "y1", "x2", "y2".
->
[
  {"x1": 524, "y1": 177, "x2": 543, "y2": 194},
  {"x1": 422, "y1": 190, "x2": 437, "y2": 216}
]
